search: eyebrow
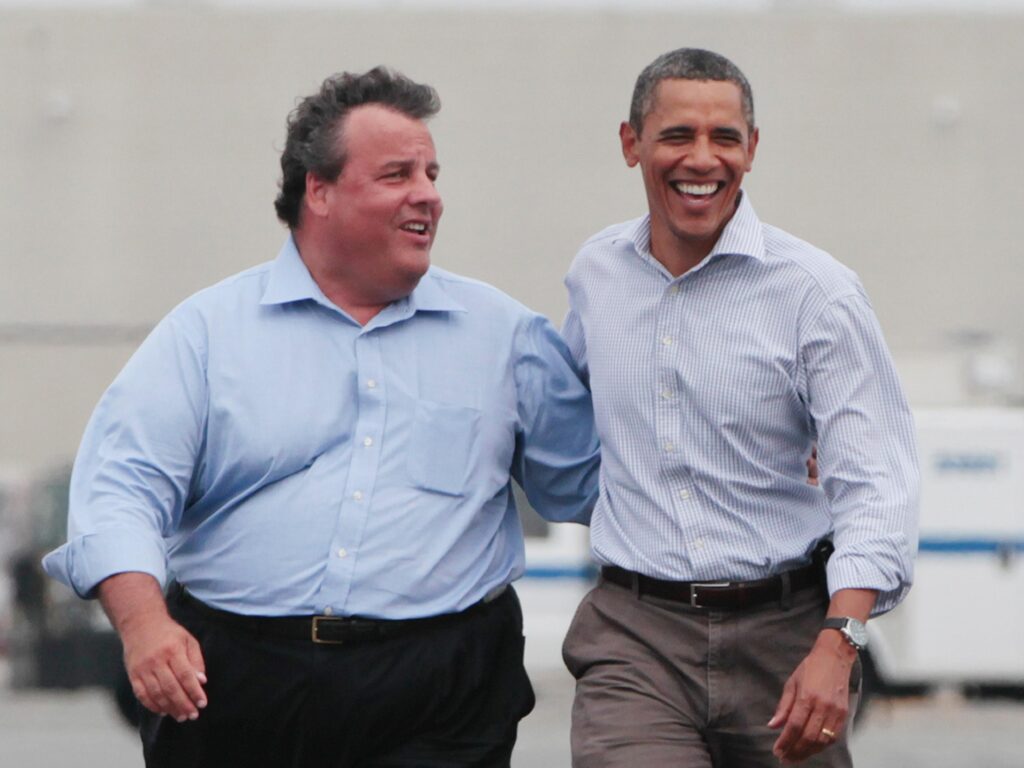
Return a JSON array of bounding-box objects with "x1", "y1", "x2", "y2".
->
[{"x1": 379, "y1": 159, "x2": 441, "y2": 174}]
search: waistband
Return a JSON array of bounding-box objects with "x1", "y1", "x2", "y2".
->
[
  {"x1": 171, "y1": 584, "x2": 509, "y2": 645},
  {"x1": 600, "y1": 562, "x2": 823, "y2": 610}
]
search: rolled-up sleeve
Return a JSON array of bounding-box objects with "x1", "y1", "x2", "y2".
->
[
  {"x1": 42, "y1": 309, "x2": 208, "y2": 598},
  {"x1": 802, "y1": 291, "x2": 920, "y2": 614},
  {"x1": 511, "y1": 314, "x2": 600, "y2": 525}
]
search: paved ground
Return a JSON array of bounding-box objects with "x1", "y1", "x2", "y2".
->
[
  {"x1": 2, "y1": 665, "x2": 1022, "y2": 767},
  {"x1": 515, "y1": 672, "x2": 1024, "y2": 768}
]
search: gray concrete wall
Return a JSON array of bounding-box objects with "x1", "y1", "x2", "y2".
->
[{"x1": 2, "y1": 8, "x2": 1021, "y2": 467}]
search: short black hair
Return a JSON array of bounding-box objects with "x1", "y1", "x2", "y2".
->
[{"x1": 629, "y1": 48, "x2": 754, "y2": 135}]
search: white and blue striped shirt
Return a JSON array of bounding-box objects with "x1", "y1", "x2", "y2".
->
[{"x1": 563, "y1": 193, "x2": 918, "y2": 613}]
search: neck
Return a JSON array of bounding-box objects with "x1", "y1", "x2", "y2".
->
[
  {"x1": 292, "y1": 229, "x2": 390, "y2": 326},
  {"x1": 649, "y1": 232, "x2": 713, "y2": 278}
]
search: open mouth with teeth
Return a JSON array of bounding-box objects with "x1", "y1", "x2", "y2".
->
[
  {"x1": 670, "y1": 181, "x2": 725, "y2": 201},
  {"x1": 400, "y1": 222, "x2": 431, "y2": 236}
]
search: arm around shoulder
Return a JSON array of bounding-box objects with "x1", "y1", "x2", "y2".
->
[{"x1": 512, "y1": 314, "x2": 600, "y2": 525}]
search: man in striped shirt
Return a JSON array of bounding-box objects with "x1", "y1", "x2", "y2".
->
[{"x1": 561, "y1": 48, "x2": 918, "y2": 767}]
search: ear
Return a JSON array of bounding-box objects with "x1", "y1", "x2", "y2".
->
[
  {"x1": 304, "y1": 171, "x2": 332, "y2": 219},
  {"x1": 620, "y1": 121, "x2": 640, "y2": 168},
  {"x1": 745, "y1": 127, "x2": 760, "y2": 171}
]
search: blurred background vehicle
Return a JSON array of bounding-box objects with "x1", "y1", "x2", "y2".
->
[
  {"x1": 865, "y1": 408, "x2": 1024, "y2": 706},
  {"x1": 1, "y1": 465, "x2": 137, "y2": 725},
  {"x1": 517, "y1": 406, "x2": 1024, "y2": 723}
]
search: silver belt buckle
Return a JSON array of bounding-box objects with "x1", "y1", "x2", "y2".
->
[
  {"x1": 311, "y1": 615, "x2": 345, "y2": 644},
  {"x1": 689, "y1": 581, "x2": 732, "y2": 608}
]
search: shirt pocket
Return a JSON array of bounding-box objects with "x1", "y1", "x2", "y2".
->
[{"x1": 406, "y1": 400, "x2": 481, "y2": 496}]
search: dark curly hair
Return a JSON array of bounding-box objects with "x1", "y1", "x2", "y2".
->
[{"x1": 274, "y1": 67, "x2": 441, "y2": 230}]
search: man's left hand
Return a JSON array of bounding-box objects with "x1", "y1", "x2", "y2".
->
[{"x1": 767, "y1": 631, "x2": 856, "y2": 763}]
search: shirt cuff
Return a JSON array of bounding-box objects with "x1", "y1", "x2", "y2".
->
[
  {"x1": 825, "y1": 547, "x2": 912, "y2": 616},
  {"x1": 41, "y1": 530, "x2": 168, "y2": 599}
]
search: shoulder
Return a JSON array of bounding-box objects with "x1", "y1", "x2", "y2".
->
[
  {"x1": 579, "y1": 218, "x2": 637, "y2": 251},
  {"x1": 157, "y1": 261, "x2": 273, "y2": 343},
  {"x1": 424, "y1": 266, "x2": 538, "y2": 321},
  {"x1": 761, "y1": 223, "x2": 865, "y2": 302},
  {"x1": 170, "y1": 262, "x2": 271, "y2": 316},
  {"x1": 419, "y1": 268, "x2": 564, "y2": 362},
  {"x1": 567, "y1": 217, "x2": 644, "y2": 281},
  {"x1": 181, "y1": 262, "x2": 272, "y2": 310},
  {"x1": 575, "y1": 217, "x2": 640, "y2": 259}
]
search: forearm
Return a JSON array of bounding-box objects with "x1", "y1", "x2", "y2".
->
[
  {"x1": 825, "y1": 587, "x2": 876, "y2": 623},
  {"x1": 98, "y1": 572, "x2": 170, "y2": 639},
  {"x1": 99, "y1": 571, "x2": 208, "y2": 720}
]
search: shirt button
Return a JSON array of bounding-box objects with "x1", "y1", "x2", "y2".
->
[
  {"x1": 664, "y1": 442, "x2": 675, "y2": 452},
  {"x1": 337, "y1": 548, "x2": 348, "y2": 559},
  {"x1": 323, "y1": 606, "x2": 334, "y2": 616},
  {"x1": 678, "y1": 489, "x2": 690, "y2": 500},
  {"x1": 669, "y1": 285, "x2": 680, "y2": 294},
  {"x1": 693, "y1": 538, "x2": 705, "y2": 550},
  {"x1": 363, "y1": 436, "x2": 374, "y2": 447},
  {"x1": 661, "y1": 389, "x2": 674, "y2": 400},
  {"x1": 661, "y1": 335, "x2": 673, "y2": 346},
  {"x1": 352, "y1": 491, "x2": 363, "y2": 501},
  {"x1": 367, "y1": 379, "x2": 377, "y2": 389}
]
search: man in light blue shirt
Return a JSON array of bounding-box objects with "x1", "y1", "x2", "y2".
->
[
  {"x1": 561, "y1": 48, "x2": 918, "y2": 767},
  {"x1": 43, "y1": 67, "x2": 599, "y2": 768}
]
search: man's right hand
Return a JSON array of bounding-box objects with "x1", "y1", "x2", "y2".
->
[{"x1": 98, "y1": 572, "x2": 208, "y2": 722}]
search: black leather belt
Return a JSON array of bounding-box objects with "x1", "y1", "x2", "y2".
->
[
  {"x1": 601, "y1": 563, "x2": 823, "y2": 609},
  {"x1": 174, "y1": 584, "x2": 507, "y2": 645}
]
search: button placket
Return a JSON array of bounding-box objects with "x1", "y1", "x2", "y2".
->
[{"x1": 315, "y1": 332, "x2": 387, "y2": 614}]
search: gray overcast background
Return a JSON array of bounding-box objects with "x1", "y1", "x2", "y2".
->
[
  {"x1": 2, "y1": 3, "x2": 1023, "y2": 469},
  {"x1": 4, "y1": 1, "x2": 1024, "y2": 9}
]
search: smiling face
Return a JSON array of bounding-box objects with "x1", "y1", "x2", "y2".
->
[
  {"x1": 304, "y1": 103, "x2": 443, "y2": 314},
  {"x1": 621, "y1": 78, "x2": 758, "y2": 275}
]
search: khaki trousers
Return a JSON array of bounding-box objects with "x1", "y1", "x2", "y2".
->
[{"x1": 563, "y1": 575, "x2": 859, "y2": 767}]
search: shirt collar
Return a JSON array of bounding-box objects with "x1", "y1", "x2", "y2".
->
[
  {"x1": 707, "y1": 191, "x2": 766, "y2": 263},
  {"x1": 407, "y1": 269, "x2": 467, "y2": 315},
  {"x1": 622, "y1": 190, "x2": 767, "y2": 268},
  {"x1": 259, "y1": 236, "x2": 466, "y2": 318},
  {"x1": 260, "y1": 235, "x2": 326, "y2": 306}
]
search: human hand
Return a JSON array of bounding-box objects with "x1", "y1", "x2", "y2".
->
[
  {"x1": 767, "y1": 634, "x2": 855, "y2": 763},
  {"x1": 806, "y1": 446, "x2": 819, "y2": 486},
  {"x1": 120, "y1": 608, "x2": 208, "y2": 721},
  {"x1": 98, "y1": 572, "x2": 208, "y2": 722}
]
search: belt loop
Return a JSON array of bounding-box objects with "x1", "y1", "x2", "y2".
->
[
  {"x1": 779, "y1": 570, "x2": 792, "y2": 611},
  {"x1": 631, "y1": 571, "x2": 641, "y2": 599}
]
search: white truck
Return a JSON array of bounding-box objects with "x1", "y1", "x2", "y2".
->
[
  {"x1": 519, "y1": 407, "x2": 1024, "y2": 698},
  {"x1": 867, "y1": 407, "x2": 1024, "y2": 697}
]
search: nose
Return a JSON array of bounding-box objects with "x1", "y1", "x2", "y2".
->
[
  {"x1": 409, "y1": 171, "x2": 442, "y2": 210},
  {"x1": 683, "y1": 135, "x2": 718, "y2": 173}
]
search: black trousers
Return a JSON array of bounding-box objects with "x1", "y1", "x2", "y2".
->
[{"x1": 140, "y1": 587, "x2": 535, "y2": 768}]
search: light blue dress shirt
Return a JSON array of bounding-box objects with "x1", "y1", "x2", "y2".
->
[
  {"x1": 563, "y1": 194, "x2": 919, "y2": 613},
  {"x1": 43, "y1": 237, "x2": 600, "y2": 619}
]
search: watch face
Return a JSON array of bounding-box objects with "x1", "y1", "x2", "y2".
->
[{"x1": 845, "y1": 619, "x2": 868, "y2": 649}]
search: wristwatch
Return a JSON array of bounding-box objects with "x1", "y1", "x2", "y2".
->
[{"x1": 822, "y1": 617, "x2": 868, "y2": 651}]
